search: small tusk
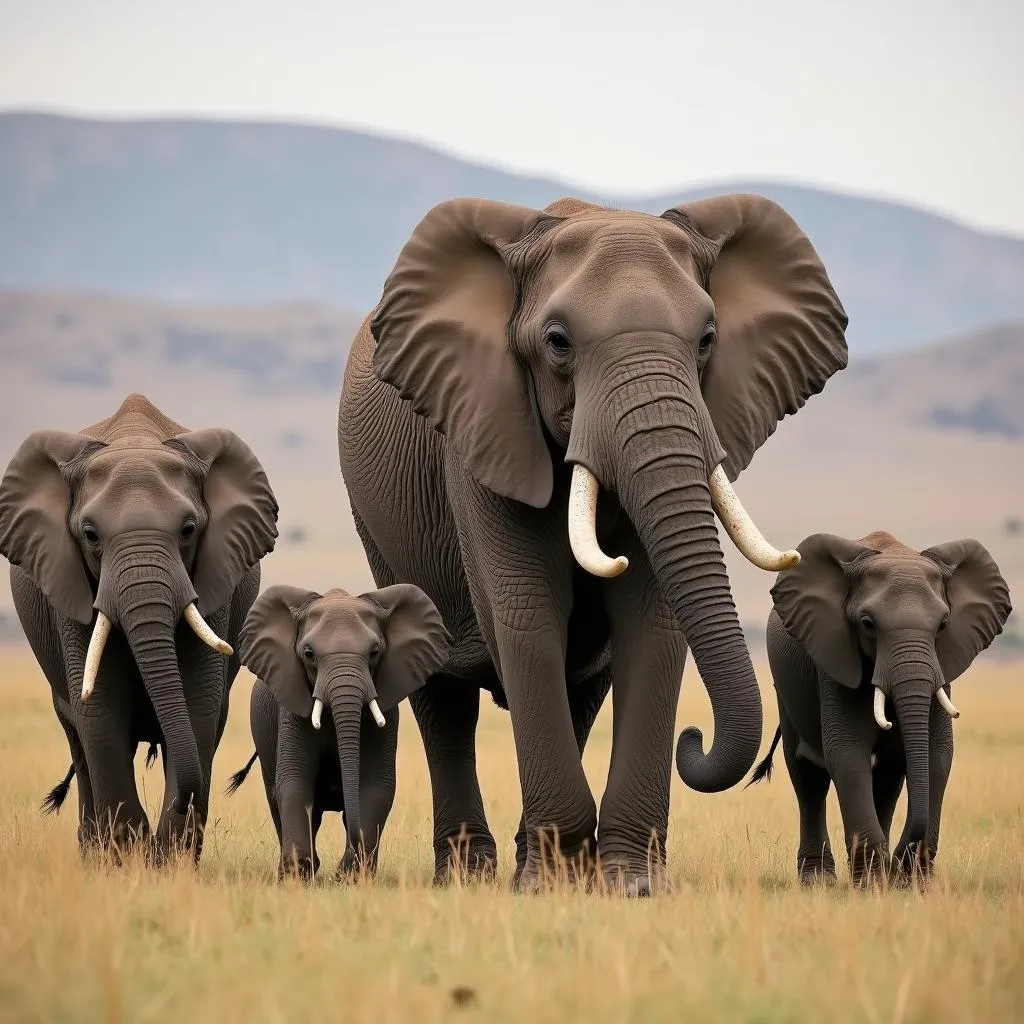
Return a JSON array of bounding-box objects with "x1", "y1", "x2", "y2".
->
[
  {"x1": 567, "y1": 464, "x2": 629, "y2": 578},
  {"x1": 183, "y1": 603, "x2": 233, "y2": 656},
  {"x1": 368, "y1": 699, "x2": 386, "y2": 728},
  {"x1": 81, "y1": 612, "x2": 112, "y2": 701},
  {"x1": 936, "y1": 689, "x2": 960, "y2": 719},
  {"x1": 311, "y1": 698, "x2": 324, "y2": 730},
  {"x1": 708, "y1": 464, "x2": 800, "y2": 572},
  {"x1": 873, "y1": 687, "x2": 892, "y2": 731}
]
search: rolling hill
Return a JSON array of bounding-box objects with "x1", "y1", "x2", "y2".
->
[
  {"x1": 1, "y1": 291, "x2": 1020, "y2": 653},
  {"x1": 3, "y1": 112, "x2": 1024, "y2": 356}
]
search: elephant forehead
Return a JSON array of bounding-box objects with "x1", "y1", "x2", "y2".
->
[
  {"x1": 546, "y1": 214, "x2": 696, "y2": 273},
  {"x1": 304, "y1": 598, "x2": 379, "y2": 649},
  {"x1": 859, "y1": 556, "x2": 948, "y2": 606},
  {"x1": 79, "y1": 449, "x2": 199, "y2": 522}
]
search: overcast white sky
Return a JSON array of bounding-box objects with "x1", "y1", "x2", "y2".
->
[{"x1": 1, "y1": 0, "x2": 1021, "y2": 234}]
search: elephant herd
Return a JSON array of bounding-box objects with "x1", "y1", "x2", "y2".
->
[{"x1": 0, "y1": 194, "x2": 1013, "y2": 894}]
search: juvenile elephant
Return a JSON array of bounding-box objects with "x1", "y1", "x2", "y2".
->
[
  {"x1": 751, "y1": 531, "x2": 1011, "y2": 885},
  {"x1": 339, "y1": 194, "x2": 849, "y2": 893},
  {"x1": 228, "y1": 583, "x2": 449, "y2": 878},
  {"x1": 0, "y1": 394, "x2": 278, "y2": 859}
]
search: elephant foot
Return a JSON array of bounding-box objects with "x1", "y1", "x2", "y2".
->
[
  {"x1": 512, "y1": 844, "x2": 597, "y2": 895},
  {"x1": 848, "y1": 847, "x2": 890, "y2": 890},
  {"x1": 336, "y1": 849, "x2": 378, "y2": 883},
  {"x1": 278, "y1": 853, "x2": 319, "y2": 883},
  {"x1": 89, "y1": 815, "x2": 152, "y2": 866},
  {"x1": 433, "y1": 833, "x2": 498, "y2": 887},
  {"x1": 889, "y1": 844, "x2": 935, "y2": 890},
  {"x1": 797, "y1": 851, "x2": 837, "y2": 887},
  {"x1": 597, "y1": 859, "x2": 669, "y2": 898}
]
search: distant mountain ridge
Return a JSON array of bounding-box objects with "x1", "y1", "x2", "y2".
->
[{"x1": 3, "y1": 112, "x2": 1024, "y2": 356}]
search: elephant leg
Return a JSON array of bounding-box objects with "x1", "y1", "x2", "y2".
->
[
  {"x1": 871, "y1": 731, "x2": 906, "y2": 847},
  {"x1": 779, "y1": 709, "x2": 835, "y2": 884},
  {"x1": 513, "y1": 665, "x2": 612, "y2": 883},
  {"x1": 275, "y1": 713, "x2": 322, "y2": 880},
  {"x1": 338, "y1": 707, "x2": 400, "y2": 879},
  {"x1": 598, "y1": 536, "x2": 685, "y2": 896},
  {"x1": 410, "y1": 678, "x2": 497, "y2": 884},
  {"x1": 893, "y1": 700, "x2": 953, "y2": 883},
  {"x1": 53, "y1": 702, "x2": 98, "y2": 852}
]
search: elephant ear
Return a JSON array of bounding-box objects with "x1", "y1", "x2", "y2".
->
[
  {"x1": 238, "y1": 585, "x2": 320, "y2": 717},
  {"x1": 770, "y1": 533, "x2": 878, "y2": 688},
  {"x1": 0, "y1": 430, "x2": 104, "y2": 623},
  {"x1": 366, "y1": 583, "x2": 450, "y2": 712},
  {"x1": 165, "y1": 428, "x2": 279, "y2": 615},
  {"x1": 922, "y1": 539, "x2": 1012, "y2": 683},
  {"x1": 370, "y1": 198, "x2": 554, "y2": 508},
  {"x1": 663, "y1": 195, "x2": 849, "y2": 480}
]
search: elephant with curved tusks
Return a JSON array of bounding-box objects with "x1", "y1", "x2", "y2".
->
[
  {"x1": 338, "y1": 193, "x2": 850, "y2": 895},
  {"x1": 750, "y1": 531, "x2": 1012, "y2": 887},
  {"x1": 0, "y1": 393, "x2": 279, "y2": 862}
]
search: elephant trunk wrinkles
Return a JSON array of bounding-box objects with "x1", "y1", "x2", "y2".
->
[
  {"x1": 323, "y1": 665, "x2": 367, "y2": 862},
  {"x1": 885, "y1": 640, "x2": 936, "y2": 848},
  {"x1": 606, "y1": 370, "x2": 762, "y2": 792},
  {"x1": 97, "y1": 533, "x2": 204, "y2": 816}
]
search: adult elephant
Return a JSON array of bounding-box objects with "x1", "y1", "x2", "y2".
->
[
  {"x1": 338, "y1": 195, "x2": 848, "y2": 893},
  {"x1": 0, "y1": 393, "x2": 279, "y2": 861}
]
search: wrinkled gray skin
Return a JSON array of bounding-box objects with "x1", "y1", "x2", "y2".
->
[
  {"x1": 0, "y1": 394, "x2": 279, "y2": 860},
  {"x1": 753, "y1": 531, "x2": 1011, "y2": 885},
  {"x1": 229, "y1": 584, "x2": 449, "y2": 879},
  {"x1": 338, "y1": 195, "x2": 849, "y2": 893}
]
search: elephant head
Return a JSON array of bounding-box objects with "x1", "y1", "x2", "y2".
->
[
  {"x1": 0, "y1": 395, "x2": 279, "y2": 816},
  {"x1": 771, "y1": 531, "x2": 1011, "y2": 846},
  {"x1": 370, "y1": 196, "x2": 848, "y2": 791},
  {"x1": 238, "y1": 583, "x2": 449, "y2": 857}
]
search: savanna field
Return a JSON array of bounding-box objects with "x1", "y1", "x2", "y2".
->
[{"x1": 1, "y1": 647, "x2": 1021, "y2": 1024}]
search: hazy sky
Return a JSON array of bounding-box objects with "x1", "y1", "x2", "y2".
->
[{"x1": 2, "y1": 0, "x2": 1022, "y2": 234}]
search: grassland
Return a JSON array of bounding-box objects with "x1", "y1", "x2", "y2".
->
[{"x1": 0, "y1": 646, "x2": 1022, "y2": 1023}]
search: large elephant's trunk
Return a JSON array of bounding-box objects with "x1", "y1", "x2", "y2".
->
[{"x1": 568, "y1": 363, "x2": 763, "y2": 793}]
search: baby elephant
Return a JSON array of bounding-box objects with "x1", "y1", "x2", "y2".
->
[
  {"x1": 228, "y1": 583, "x2": 449, "y2": 879},
  {"x1": 752, "y1": 531, "x2": 1011, "y2": 886}
]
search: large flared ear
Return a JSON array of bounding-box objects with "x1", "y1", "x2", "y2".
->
[
  {"x1": 238, "y1": 585, "x2": 320, "y2": 717},
  {"x1": 370, "y1": 198, "x2": 554, "y2": 508},
  {"x1": 663, "y1": 194, "x2": 849, "y2": 480},
  {"x1": 770, "y1": 533, "x2": 878, "y2": 688},
  {"x1": 922, "y1": 539, "x2": 1012, "y2": 683},
  {"x1": 364, "y1": 583, "x2": 450, "y2": 712},
  {"x1": 165, "y1": 428, "x2": 279, "y2": 614},
  {"x1": 0, "y1": 430, "x2": 104, "y2": 623}
]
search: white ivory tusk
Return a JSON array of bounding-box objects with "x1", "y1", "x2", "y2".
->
[
  {"x1": 311, "y1": 698, "x2": 324, "y2": 730},
  {"x1": 81, "y1": 612, "x2": 112, "y2": 701},
  {"x1": 368, "y1": 699, "x2": 386, "y2": 728},
  {"x1": 873, "y1": 687, "x2": 892, "y2": 730},
  {"x1": 708, "y1": 464, "x2": 801, "y2": 572},
  {"x1": 183, "y1": 603, "x2": 233, "y2": 656},
  {"x1": 936, "y1": 689, "x2": 960, "y2": 719},
  {"x1": 567, "y1": 464, "x2": 629, "y2": 578}
]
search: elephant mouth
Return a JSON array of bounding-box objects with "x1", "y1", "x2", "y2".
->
[
  {"x1": 566, "y1": 460, "x2": 801, "y2": 578},
  {"x1": 81, "y1": 602, "x2": 232, "y2": 700}
]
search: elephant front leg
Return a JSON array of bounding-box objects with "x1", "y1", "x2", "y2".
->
[
  {"x1": 892, "y1": 701, "x2": 953, "y2": 886},
  {"x1": 599, "y1": 539, "x2": 685, "y2": 896},
  {"x1": 513, "y1": 665, "x2": 612, "y2": 886},
  {"x1": 53, "y1": 702, "x2": 100, "y2": 854},
  {"x1": 274, "y1": 720, "x2": 323, "y2": 881}
]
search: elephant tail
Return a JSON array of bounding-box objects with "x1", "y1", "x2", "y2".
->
[
  {"x1": 745, "y1": 726, "x2": 782, "y2": 788},
  {"x1": 40, "y1": 762, "x2": 75, "y2": 815},
  {"x1": 225, "y1": 750, "x2": 259, "y2": 796}
]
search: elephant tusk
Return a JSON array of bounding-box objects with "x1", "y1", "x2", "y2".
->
[
  {"x1": 183, "y1": 603, "x2": 233, "y2": 656},
  {"x1": 567, "y1": 464, "x2": 629, "y2": 578},
  {"x1": 368, "y1": 699, "x2": 386, "y2": 728},
  {"x1": 873, "y1": 686, "x2": 893, "y2": 731},
  {"x1": 81, "y1": 612, "x2": 112, "y2": 701},
  {"x1": 708, "y1": 464, "x2": 800, "y2": 572},
  {"x1": 936, "y1": 688, "x2": 960, "y2": 719},
  {"x1": 311, "y1": 698, "x2": 324, "y2": 730}
]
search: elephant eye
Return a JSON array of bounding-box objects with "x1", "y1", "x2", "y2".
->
[
  {"x1": 698, "y1": 322, "x2": 716, "y2": 356},
  {"x1": 938, "y1": 615, "x2": 949, "y2": 633},
  {"x1": 370, "y1": 643, "x2": 382, "y2": 665},
  {"x1": 301, "y1": 645, "x2": 315, "y2": 662},
  {"x1": 181, "y1": 519, "x2": 197, "y2": 540},
  {"x1": 81, "y1": 522, "x2": 100, "y2": 545},
  {"x1": 544, "y1": 324, "x2": 573, "y2": 362},
  {"x1": 859, "y1": 614, "x2": 876, "y2": 635}
]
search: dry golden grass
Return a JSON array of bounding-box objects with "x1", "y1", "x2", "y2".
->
[{"x1": 0, "y1": 646, "x2": 1022, "y2": 1023}]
